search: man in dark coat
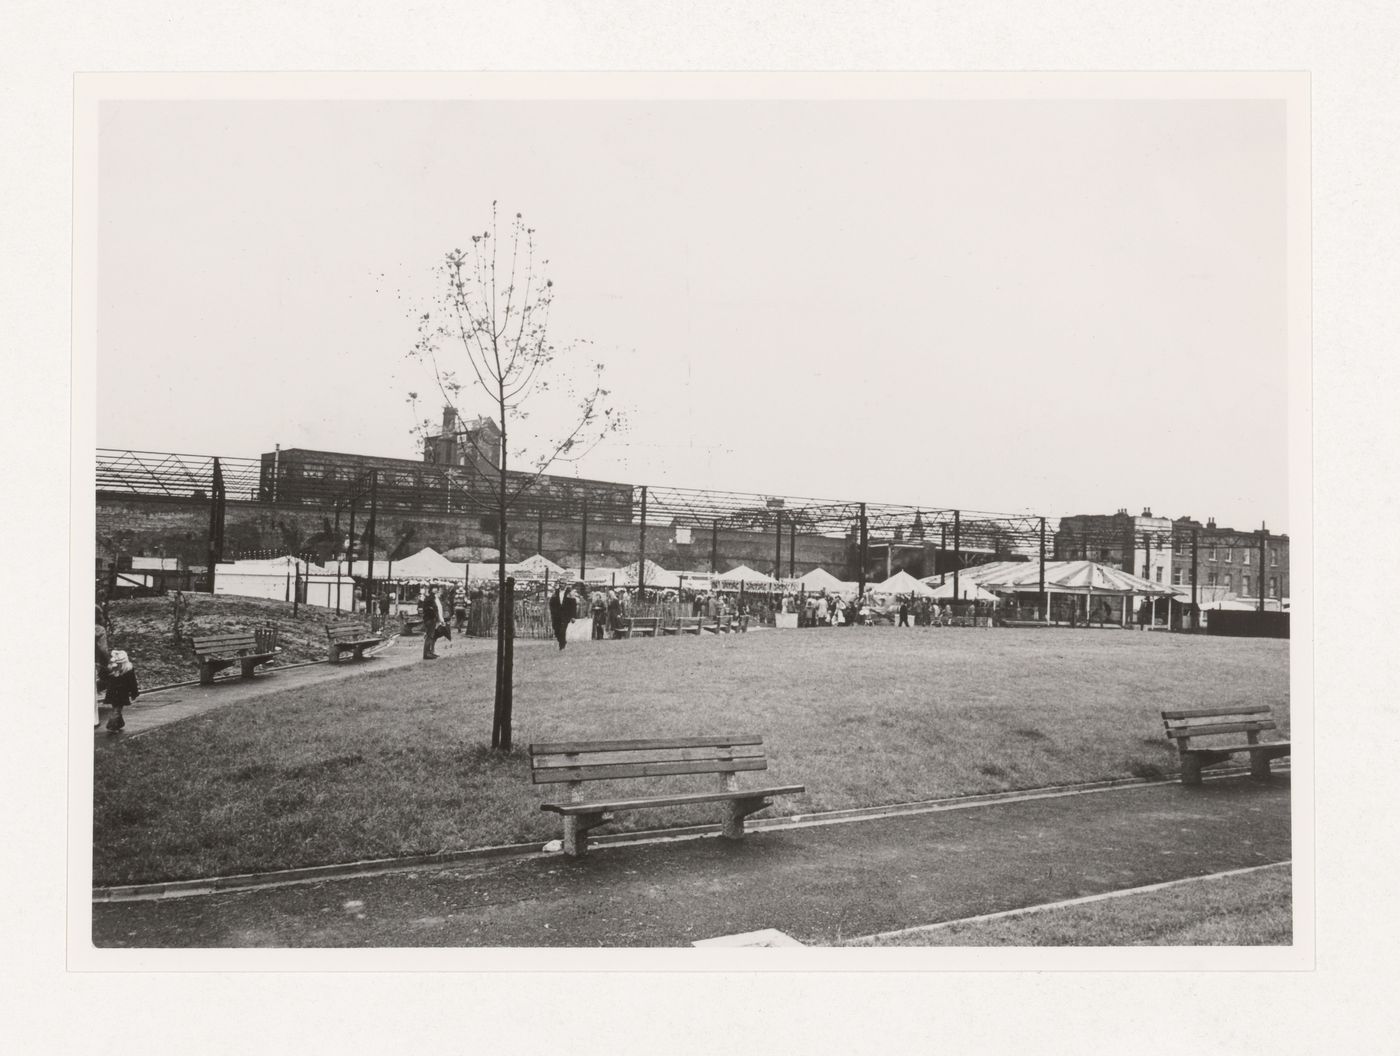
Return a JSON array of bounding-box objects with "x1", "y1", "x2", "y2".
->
[
  {"x1": 548, "y1": 583, "x2": 577, "y2": 650},
  {"x1": 419, "y1": 586, "x2": 444, "y2": 659}
]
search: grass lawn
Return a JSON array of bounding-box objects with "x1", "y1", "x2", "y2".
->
[
  {"x1": 93, "y1": 628, "x2": 1289, "y2": 885},
  {"x1": 849, "y1": 865, "x2": 1292, "y2": 946}
]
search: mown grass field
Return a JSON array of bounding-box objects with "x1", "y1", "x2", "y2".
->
[
  {"x1": 93, "y1": 627, "x2": 1289, "y2": 885},
  {"x1": 850, "y1": 865, "x2": 1292, "y2": 946}
]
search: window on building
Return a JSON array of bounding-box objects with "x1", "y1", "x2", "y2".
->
[
  {"x1": 1207, "y1": 572, "x2": 1218, "y2": 586},
  {"x1": 1172, "y1": 568, "x2": 1184, "y2": 585},
  {"x1": 1099, "y1": 548, "x2": 1113, "y2": 563},
  {"x1": 1154, "y1": 568, "x2": 1163, "y2": 583},
  {"x1": 1173, "y1": 536, "x2": 1185, "y2": 555},
  {"x1": 1270, "y1": 549, "x2": 1279, "y2": 567},
  {"x1": 1141, "y1": 564, "x2": 1149, "y2": 579},
  {"x1": 1223, "y1": 547, "x2": 1232, "y2": 563},
  {"x1": 1206, "y1": 547, "x2": 1216, "y2": 561},
  {"x1": 1269, "y1": 576, "x2": 1279, "y2": 597},
  {"x1": 1242, "y1": 549, "x2": 1250, "y2": 565}
]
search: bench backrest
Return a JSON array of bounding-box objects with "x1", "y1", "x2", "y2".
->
[
  {"x1": 326, "y1": 622, "x2": 372, "y2": 640},
  {"x1": 191, "y1": 632, "x2": 260, "y2": 656},
  {"x1": 1161, "y1": 705, "x2": 1277, "y2": 747},
  {"x1": 528, "y1": 735, "x2": 767, "y2": 786}
]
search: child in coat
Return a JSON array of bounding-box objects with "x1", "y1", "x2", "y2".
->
[{"x1": 100, "y1": 649, "x2": 140, "y2": 733}]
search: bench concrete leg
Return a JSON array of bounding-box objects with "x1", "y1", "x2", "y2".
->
[
  {"x1": 720, "y1": 797, "x2": 773, "y2": 839},
  {"x1": 1180, "y1": 754, "x2": 1203, "y2": 786},
  {"x1": 562, "y1": 812, "x2": 611, "y2": 857},
  {"x1": 1249, "y1": 751, "x2": 1273, "y2": 781},
  {"x1": 199, "y1": 662, "x2": 215, "y2": 686},
  {"x1": 328, "y1": 646, "x2": 341, "y2": 663},
  {"x1": 240, "y1": 659, "x2": 258, "y2": 679}
]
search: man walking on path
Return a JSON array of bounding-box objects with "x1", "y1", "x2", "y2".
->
[
  {"x1": 548, "y1": 582, "x2": 577, "y2": 650},
  {"x1": 419, "y1": 587, "x2": 444, "y2": 659}
]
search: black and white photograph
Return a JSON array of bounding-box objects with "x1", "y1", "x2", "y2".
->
[
  {"x1": 75, "y1": 73, "x2": 1308, "y2": 960},
  {"x1": 4, "y1": 0, "x2": 1399, "y2": 1046}
]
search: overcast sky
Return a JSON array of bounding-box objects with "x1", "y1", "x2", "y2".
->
[{"x1": 97, "y1": 96, "x2": 1289, "y2": 530}]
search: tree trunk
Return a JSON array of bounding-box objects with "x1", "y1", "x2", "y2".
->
[{"x1": 492, "y1": 398, "x2": 513, "y2": 750}]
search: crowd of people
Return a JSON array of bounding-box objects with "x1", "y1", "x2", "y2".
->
[{"x1": 775, "y1": 591, "x2": 980, "y2": 627}]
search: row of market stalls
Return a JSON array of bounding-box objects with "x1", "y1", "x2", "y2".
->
[{"x1": 216, "y1": 548, "x2": 1266, "y2": 626}]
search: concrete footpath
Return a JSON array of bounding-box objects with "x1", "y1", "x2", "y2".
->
[
  {"x1": 93, "y1": 634, "x2": 499, "y2": 746},
  {"x1": 91, "y1": 773, "x2": 1290, "y2": 947}
]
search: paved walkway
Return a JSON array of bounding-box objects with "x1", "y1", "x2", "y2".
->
[
  {"x1": 91, "y1": 773, "x2": 1290, "y2": 947},
  {"x1": 93, "y1": 633, "x2": 501, "y2": 746}
]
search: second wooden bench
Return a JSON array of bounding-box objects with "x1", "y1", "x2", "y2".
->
[
  {"x1": 529, "y1": 734, "x2": 805, "y2": 856},
  {"x1": 191, "y1": 630, "x2": 281, "y2": 686},
  {"x1": 326, "y1": 621, "x2": 388, "y2": 663},
  {"x1": 1161, "y1": 704, "x2": 1291, "y2": 785}
]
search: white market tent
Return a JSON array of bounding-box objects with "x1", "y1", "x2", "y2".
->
[
  {"x1": 511, "y1": 553, "x2": 568, "y2": 580},
  {"x1": 798, "y1": 567, "x2": 847, "y2": 593},
  {"x1": 713, "y1": 564, "x2": 776, "y2": 587},
  {"x1": 388, "y1": 547, "x2": 462, "y2": 580},
  {"x1": 214, "y1": 555, "x2": 346, "y2": 608},
  {"x1": 344, "y1": 547, "x2": 463, "y2": 583},
  {"x1": 871, "y1": 569, "x2": 936, "y2": 597}
]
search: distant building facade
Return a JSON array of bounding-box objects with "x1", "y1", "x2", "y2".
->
[
  {"x1": 1055, "y1": 508, "x2": 1289, "y2": 602},
  {"x1": 1170, "y1": 516, "x2": 1289, "y2": 603},
  {"x1": 1054, "y1": 508, "x2": 1174, "y2": 587}
]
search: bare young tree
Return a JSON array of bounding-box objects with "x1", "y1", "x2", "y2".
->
[{"x1": 407, "y1": 204, "x2": 622, "y2": 750}]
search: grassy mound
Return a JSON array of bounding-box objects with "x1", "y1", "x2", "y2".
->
[{"x1": 101, "y1": 594, "x2": 374, "y2": 687}]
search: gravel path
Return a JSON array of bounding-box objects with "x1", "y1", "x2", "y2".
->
[{"x1": 92, "y1": 772, "x2": 1290, "y2": 947}]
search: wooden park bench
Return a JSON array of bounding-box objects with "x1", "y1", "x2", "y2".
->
[
  {"x1": 736, "y1": 614, "x2": 750, "y2": 633},
  {"x1": 325, "y1": 621, "x2": 387, "y2": 663},
  {"x1": 529, "y1": 734, "x2": 806, "y2": 857},
  {"x1": 663, "y1": 616, "x2": 704, "y2": 636},
  {"x1": 1161, "y1": 705, "x2": 1291, "y2": 785},
  {"x1": 717, "y1": 614, "x2": 735, "y2": 633},
  {"x1": 615, "y1": 616, "x2": 660, "y2": 639},
  {"x1": 191, "y1": 629, "x2": 281, "y2": 686}
]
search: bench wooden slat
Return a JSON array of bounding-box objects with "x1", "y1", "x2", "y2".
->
[
  {"x1": 532, "y1": 747, "x2": 765, "y2": 770},
  {"x1": 192, "y1": 635, "x2": 258, "y2": 646},
  {"x1": 529, "y1": 735, "x2": 762, "y2": 755},
  {"x1": 533, "y1": 757, "x2": 769, "y2": 784},
  {"x1": 1164, "y1": 720, "x2": 1277, "y2": 739},
  {"x1": 541, "y1": 785, "x2": 807, "y2": 815},
  {"x1": 1161, "y1": 705, "x2": 1274, "y2": 720}
]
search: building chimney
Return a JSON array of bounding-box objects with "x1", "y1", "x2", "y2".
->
[
  {"x1": 441, "y1": 405, "x2": 456, "y2": 433},
  {"x1": 1207, "y1": 517, "x2": 1216, "y2": 529},
  {"x1": 1141, "y1": 506, "x2": 1152, "y2": 517}
]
